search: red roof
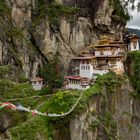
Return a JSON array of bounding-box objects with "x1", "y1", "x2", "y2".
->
[
  {"x1": 72, "y1": 56, "x2": 96, "y2": 60},
  {"x1": 65, "y1": 76, "x2": 92, "y2": 85},
  {"x1": 30, "y1": 77, "x2": 43, "y2": 82},
  {"x1": 65, "y1": 76, "x2": 82, "y2": 80},
  {"x1": 66, "y1": 76, "x2": 90, "y2": 81},
  {"x1": 129, "y1": 34, "x2": 140, "y2": 39}
]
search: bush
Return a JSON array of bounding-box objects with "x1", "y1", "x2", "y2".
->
[
  {"x1": 39, "y1": 85, "x2": 53, "y2": 95},
  {"x1": 0, "y1": 80, "x2": 35, "y2": 99},
  {"x1": 34, "y1": 1, "x2": 80, "y2": 25},
  {"x1": 126, "y1": 51, "x2": 140, "y2": 95},
  {"x1": 109, "y1": 0, "x2": 130, "y2": 22},
  {"x1": 40, "y1": 56, "x2": 64, "y2": 89}
]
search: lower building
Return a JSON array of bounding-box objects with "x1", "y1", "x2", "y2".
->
[{"x1": 65, "y1": 76, "x2": 92, "y2": 90}]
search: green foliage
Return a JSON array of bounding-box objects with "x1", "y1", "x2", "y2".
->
[
  {"x1": 34, "y1": 1, "x2": 80, "y2": 25},
  {"x1": 6, "y1": 27, "x2": 23, "y2": 39},
  {"x1": 9, "y1": 72, "x2": 124, "y2": 139},
  {"x1": 0, "y1": 65, "x2": 12, "y2": 78},
  {"x1": 99, "y1": 112, "x2": 117, "y2": 138},
  {"x1": 18, "y1": 75, "x2": 29, "y2": 83},
  {"x1": 37, "y1": 72, "x2": 123, "y2": 115},
  {"x1": 38, "y1": 85, "x2": 53, "y2": 95},
  {"x1": 0, "y1": 108, "x2": 27, "y2": 129},
  {"x1": 126, "y1": 51, "x2": 140, "y2": 95},
  {"x1": 109, "y1": 0, "x2": 130, "y2": 22},
  {"x1": 0, "y1": 80, "x2": 35, "y2": 99},
  {"x1": 10, "y1": 116, "x2": 49, "y2": 140},
  {"x1": 0, "y1": 0, "x2": 10, "y2": 16},
  {"x1": 0, "y1": 65, "x2": 27, "y2": 82},
  {"x1": 40, "y1": 57, "x2": 64, "y2": 89},
  {"x1": 94, "y1": 72, "x2": 124, "y2": 94}
]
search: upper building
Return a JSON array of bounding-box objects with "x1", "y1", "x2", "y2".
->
[
  {"x1": 65, "y1": 36, "x2": 127, "y2": 90},
  {"x1": 124, "y1": 33, "x2": 140, "y2": 51},
  {"x1": 94, "y1": 36, "x2": 126, "y2": 56},
  {"x1": 128, "y1": 34, "x2": 140, "y2": 51},
  {"x1": 92, "y1": 36, "x2": 126, "y2": 73}
]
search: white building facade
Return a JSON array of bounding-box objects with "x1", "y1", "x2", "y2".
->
[
  {"x1": 65, "y1": 37, "x2": 127, "y2": 90},
  {"x1": 65, "y1": 77, "x2": 90, "y2": 90},
  {"x1": 30, "y1": 77, "x2": 44, "y2": 90},
  {"x1": 126, "y1": 34, "x2": 140, "y2": 51},
  {"x1": 128, "y1": 41, "x2": 139, "y2": 51}
]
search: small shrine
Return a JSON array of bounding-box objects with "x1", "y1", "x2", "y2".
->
[
  {"x1": 30, "y1": 77, "x2": 44, "y2": 90},
  {"x1": 128, "y1": 34, "x2": 140, "y2": 51}
]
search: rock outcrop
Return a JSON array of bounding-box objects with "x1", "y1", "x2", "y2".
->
[{"x1": 0, "y1": 0, "x2": 125, "y2": 77}]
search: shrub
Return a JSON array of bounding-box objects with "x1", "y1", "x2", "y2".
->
[
  {"x1": 39, "y1": 85, "x2": 53, "y2": 95},
  {"x1": 109, "y1": 0, "x2": 130, "y2": 22},
  {"x1": 40, "y1": 56, "x2": 64, "y2": 89},
  {"x1": 34, "y1": 1, "x2": 80, "y2": 25}
]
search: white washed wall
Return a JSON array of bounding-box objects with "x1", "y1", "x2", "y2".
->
[
  {"x1": 79, "y1": 64, "x2": 93, "y2": 78},
  {"x1": 31, "y1": 81, "x2": 43, "y2": 90},
  {"x1": 66, "y1": 80, "x2": 90, "y2": 90}
]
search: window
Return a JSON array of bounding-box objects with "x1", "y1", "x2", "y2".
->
[
  {"x1": 82, "y1": 85, "x2": 86, "y2": 88},
  {"x1": 100, "y1": 50, "x2": 104, "y2": 55},
  {"x1": 134, "y1": 43, "x2": 136, "y2": 49}
]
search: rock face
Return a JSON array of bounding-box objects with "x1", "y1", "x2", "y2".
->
[
  {"x1": 0, "y1": 0, "x2": 125, "y2": 77},
  {"x1": 69, "y1": 80, "x2": 134, "y2": 140},
  {"x1": 52, "y1": 76, "x2": 139, "y2": 140}
]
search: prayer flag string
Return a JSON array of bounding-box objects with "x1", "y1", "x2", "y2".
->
[{"x1": 0, "y1": 91, "x2": 84, "y2": 117}]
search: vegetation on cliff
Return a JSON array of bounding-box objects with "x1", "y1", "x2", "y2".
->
[
  {"x1": 9, "y1": 72, "x2": 125, "y2": 140},
  {"x1": 109, "y1": 0, "x2": 130, "y2": 22},
  {"x1": 0, "y1": 0, "x2": 10, "y2": 16},
  {"x1": 126, "y1": 51, "x2": 140, "y2": 95},
  {"x1": 34, "y1": 0, "x2": 80, "y2": 25}
]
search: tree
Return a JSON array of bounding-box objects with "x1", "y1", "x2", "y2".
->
[{"x1": 40, "y1": 56, "x2": 64, "y2": 89}]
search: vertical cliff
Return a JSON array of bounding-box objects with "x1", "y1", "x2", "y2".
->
[{"x1": 0, "y1": 0, "x2": 126, "y2": 77}]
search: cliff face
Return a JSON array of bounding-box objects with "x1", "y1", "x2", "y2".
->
[
  {"x1": 4, "y1": 72, "x2": 140, "y2": 140},
  {"x1": 45, "y1": 73, "x2": 139, "y2": 140},
  {"x1": 0, "y1": 0, "x2": 125, "y2": 77},
  {"x1": 69, "y1": 80, "x2": 136, "y2": 140}
]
